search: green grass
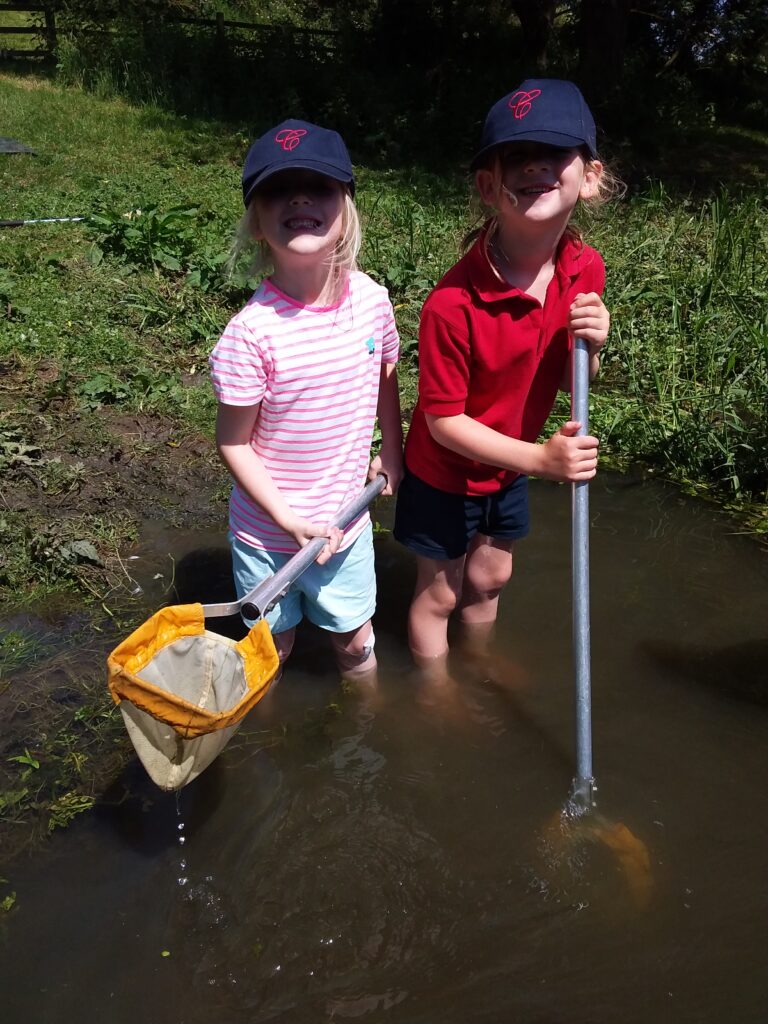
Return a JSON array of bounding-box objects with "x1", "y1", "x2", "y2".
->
[
  {"x1": 0, "y1": 10, "x2": 41, "y2": 54},
  {"x1": 570, "y1": 187, "x2": 768, "y2": 505},
  {"x1": 1, "y1": 71, "x2": 767, "y2": 515}
]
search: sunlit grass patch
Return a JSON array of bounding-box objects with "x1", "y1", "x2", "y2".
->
[{"x1": 0, "y1": 10, "x2": 40, "y2": 53}]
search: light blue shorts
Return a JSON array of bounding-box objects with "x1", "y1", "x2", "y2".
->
[{"x1": 230, "y1": 525, "x2": 376, "y2": 635}]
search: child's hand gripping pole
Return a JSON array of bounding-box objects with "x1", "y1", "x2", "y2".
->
[
  {"x1": 201, "y1": 474, "x2": 387, "y2": 622},
  {"x1": 570, "y1": 337, "x2": 595, "y2": 812}
]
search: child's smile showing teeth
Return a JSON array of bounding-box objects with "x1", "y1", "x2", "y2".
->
[
  {"x1": 519, "y1": 184, "x2": 556, "y2": 196},
  {"x1": 486, "y1": 141, "x2": 597, "y2": 229},
  {"x1": 286, "y1": 216, "x2": 322, "y2": 230}
]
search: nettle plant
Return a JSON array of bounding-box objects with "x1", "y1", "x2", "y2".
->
[
  {"x1": 86, "y1": 205, "x2": 233, "y2": 291},
  {"x1": 88, "y1": 205, "x2": 204, "y2": 271}
]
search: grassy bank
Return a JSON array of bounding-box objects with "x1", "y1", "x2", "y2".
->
[
  {"x1": 2, "y1": 76, "x2": 765, "y2": 504},
  {"x1": 0, "y1": 71, "x2": 766, "y2": 859}
]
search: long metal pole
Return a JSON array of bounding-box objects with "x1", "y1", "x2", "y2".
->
[
  {"x1": 570, "y1": 337, "x2": 595, "y2": 810},
  {"x1": 201, "y1": 474, "x2": 386, "y2": 620},
  {"x1": 0, "y1": 216, "x2": 86, "y2": 228}
]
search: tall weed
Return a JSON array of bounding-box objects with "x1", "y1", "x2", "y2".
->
[{"x1": 591, "y1": 189, "x2": 767, "y2": 499}]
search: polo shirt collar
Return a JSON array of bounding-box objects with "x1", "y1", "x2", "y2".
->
[{"x1": 468, "y1": 221, "x2": 586, "y2": 304}]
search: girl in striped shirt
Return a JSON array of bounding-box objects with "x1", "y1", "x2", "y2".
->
[{"x1": 209, "y1": 119, "x2": 402, "y2": 681}]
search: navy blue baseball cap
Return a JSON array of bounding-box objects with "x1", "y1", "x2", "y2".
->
[
  {"x1": 471, "y1": 79, "x2": 597, "y2": 170},
  {"x1": 242, "y1": 119, "x2": 355, "y2": 206}
]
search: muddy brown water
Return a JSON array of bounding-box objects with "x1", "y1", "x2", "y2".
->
[{"x1": 1, "y1": 474, "x2": 767, "y2": 1024}]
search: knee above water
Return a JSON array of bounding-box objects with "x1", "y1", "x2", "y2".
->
[
  {"x1": 464, "y1": 560, "x2": 513, "y2": 597},
  {"x1": 335, "y1": 629, "x2": 376, "y2": 671},
  {"x1": 428, "y1": 581, "x2": 462, "y2": 617}
]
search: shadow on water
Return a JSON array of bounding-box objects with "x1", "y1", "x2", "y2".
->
[
  {"x1": 171, "y1": 543, "x2": 247, "y2": 641},
  {"x1": 640, "y1": 637, "x2": 768, "y2": 708},
  {"x1": 172, "y1": 545, "x2": 235, "y2": 608},
  {"x1": 95, "y1": 757, "x2": 229, "y2": 859},
  {"x1": 1, "y1": 474, "x2": 767, "y2": 1023}
]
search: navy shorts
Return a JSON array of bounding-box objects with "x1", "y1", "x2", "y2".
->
[{"x1": 393, "y1": 470, "x2": 530, "y2": 560}]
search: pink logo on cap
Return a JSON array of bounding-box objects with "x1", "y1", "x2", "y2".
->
[
  {"x1": 508, "y1": 89, "x2": 541, "y2": 120},
  {"x1": 275, "y1": 128, "x2": 307, "y2": 151}
]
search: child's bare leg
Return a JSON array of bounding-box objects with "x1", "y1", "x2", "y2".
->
[
  {"x1": 408, "y1": 554, "x2": 465, "y2": 665},
  {"x1": 330, "y1": 619, "x2": 377, "y2": 681},
  {"x1": 458, "y1": 535, "x2": 513, "y2": 625},
  {"x1": 457, "y1": 536, "x2": 514, "y2": 654},
  {"x1": 456, "y1": 537, "x2": 526, "y2": 689},
  {"x1": 253, "y1": 626, "x2": 295, "y2": 721},
  {"x1": 272, "y1": 627, "x2": 296, "y2": 668}
]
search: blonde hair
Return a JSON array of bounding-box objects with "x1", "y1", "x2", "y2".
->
[
  {"x1": 229, "y1": 189, "x2": 361, "y2": 306},
  {"x1": 462, "y1": 146, "x2": 626, "y2": 253}
]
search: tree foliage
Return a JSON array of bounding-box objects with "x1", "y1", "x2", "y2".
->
[
  {"x1": 56, "y1": 0, "x2": 207, "y2": 19},
  {"x1": 50, "y1": 0, "x2": 767, "y2": 166}
]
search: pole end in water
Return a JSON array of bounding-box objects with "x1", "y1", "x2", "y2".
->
[{"x1": 567, "y1": 777, "x2": 597, "y2": 817}]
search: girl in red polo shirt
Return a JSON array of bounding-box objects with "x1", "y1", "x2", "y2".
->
[{"x1": 394, "y1": 79, "x2": 621, "y2": 680}]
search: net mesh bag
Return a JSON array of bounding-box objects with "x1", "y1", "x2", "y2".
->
[{"x1": 107, "y1": 604, "x2": 279, "y2": 790}]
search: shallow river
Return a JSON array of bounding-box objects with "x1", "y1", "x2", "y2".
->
[{"x1": 2, "y1": 474, "x2": 767, "y2": 1023}]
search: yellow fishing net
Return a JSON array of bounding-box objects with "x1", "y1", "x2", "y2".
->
[{"x1": 108, "y1": 604, "x2": 279, "y2": 791}]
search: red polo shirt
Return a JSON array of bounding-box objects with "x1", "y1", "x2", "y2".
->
[{"x1": 404, "y1": 227, "x2": 605, "y2": 495}]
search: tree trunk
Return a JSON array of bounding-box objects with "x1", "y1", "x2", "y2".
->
[
  {"x1": 577, "y1": 0, "x2": 630, "y2": 98},
  {"x1": 509, "y1": 1, "x2": 557, "y2": 73}
]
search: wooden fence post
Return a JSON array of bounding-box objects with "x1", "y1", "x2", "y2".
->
[{"x1": 43, "y1": 6, "x2": 57, "y2": 57}]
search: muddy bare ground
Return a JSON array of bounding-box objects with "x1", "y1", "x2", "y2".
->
[{"x1": 0, "y1": 364, "x2": 230, "y2": 868}]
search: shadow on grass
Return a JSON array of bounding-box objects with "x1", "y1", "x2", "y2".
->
[{"x1": 4, "y1": 53, "x2": 767, "y2": 198}]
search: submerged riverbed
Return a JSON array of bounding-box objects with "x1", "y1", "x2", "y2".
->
[{"x1": 1, "y1": 473, "x2": 766, "y2": 1023}]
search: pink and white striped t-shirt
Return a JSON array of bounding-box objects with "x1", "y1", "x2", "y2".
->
[{"x1": 209, "y1": 271, "x2": 400, "y2": 553}]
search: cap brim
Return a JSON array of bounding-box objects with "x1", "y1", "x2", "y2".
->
[
  {"x1": 243, "y1": 159, "x2": 355, "y2": 205},
  {"x1": 470, "y1": 130, "x2": 597, "y2": 170}
]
